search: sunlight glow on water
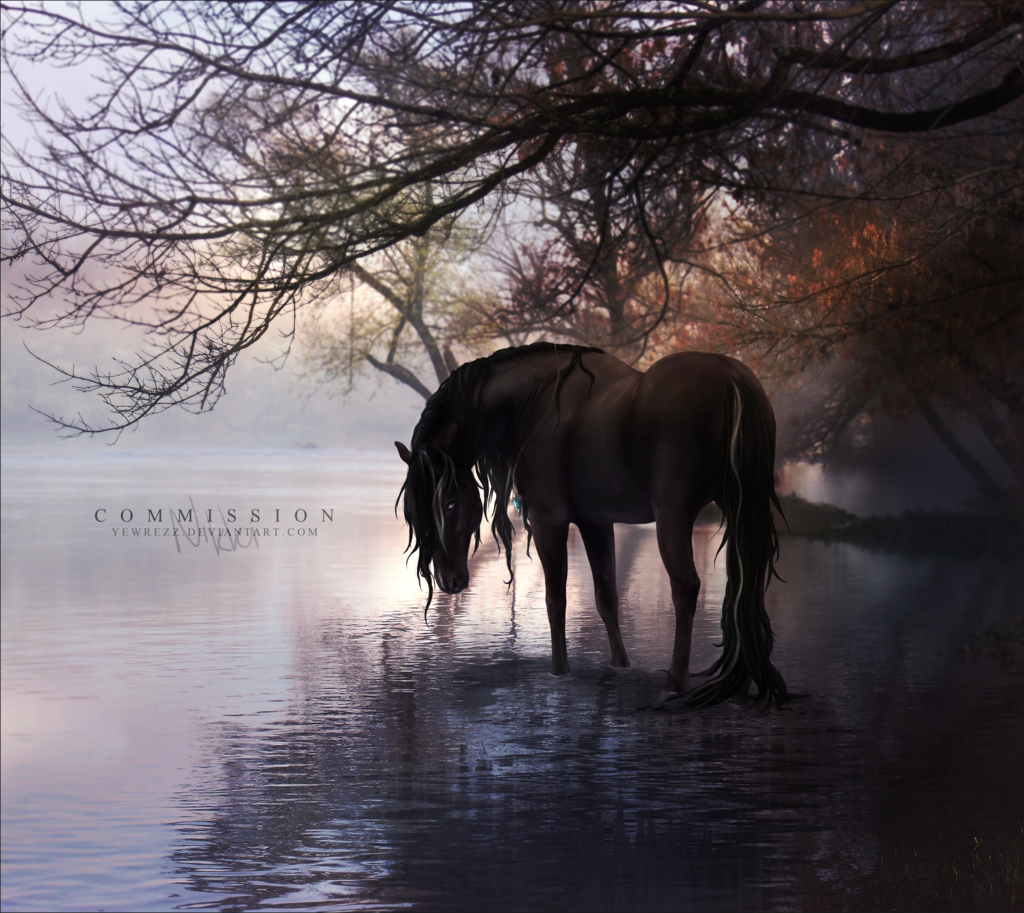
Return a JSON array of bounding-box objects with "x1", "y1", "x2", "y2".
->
[{"x1": 2, "y1": 448, "x2": 1021, "y2": 911}]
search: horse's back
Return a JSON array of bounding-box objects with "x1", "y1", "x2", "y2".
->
[
  {"x1": 514, "y1": 347, "x2": 771, "y2": 524},
  {"x1": 644, "y1": 350, "x2": 762, "y2": 391}
]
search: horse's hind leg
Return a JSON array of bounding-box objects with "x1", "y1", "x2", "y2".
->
[
  {"x1": 532, "y1": 519, "x2": 571, "y2": 675},
  {"x1": 655, "y1": 509, "x2": 700, "y2": 693},
  {"x1": 578, "y1": 521, "x2": 629, "y2": 668}
]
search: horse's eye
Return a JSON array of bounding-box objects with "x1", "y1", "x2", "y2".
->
[{"x1": 446, "y1": 500, "x2": 456, "y2": 512}]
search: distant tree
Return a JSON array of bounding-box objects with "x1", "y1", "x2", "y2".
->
[
  {"x1": 298, "y1": 183, "x2": 485, "y2": 400},
  {"x1": 476, "y1": 31, "x2": 716, "y2": 361},
  {"x1": 2, "y1": 1, "x2": 1020, "y2": 432},
  {"x1": 482, "y1": 138, "x2": 708, "y2": 362}
]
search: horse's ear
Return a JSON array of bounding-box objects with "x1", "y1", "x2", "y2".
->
[{"x1": 395, "y1": 442, "x2": 413, "y2": 465}]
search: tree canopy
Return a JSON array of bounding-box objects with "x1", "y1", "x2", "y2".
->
[
  {"x1": 685, "y1": 133, "x2": 1022, "y2": 491},
  {"x1": 1, "y1": 1, "x2": 1021, "y2": 433}
]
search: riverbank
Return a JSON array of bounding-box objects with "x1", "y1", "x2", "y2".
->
[
  {"x1": 778, "y1": 495, "x2": 1023, "y2": 558},
  {"x1": 697, "y1": 495, "x2": 1022, "y2": 558}
]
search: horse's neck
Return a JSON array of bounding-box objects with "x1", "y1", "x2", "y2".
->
[
  {"x1": 477, "y1": 356, "x2": 561, "y2": 457},
  {"x1": 427, "y1": 414, "x2": 462, "y2": 457}
]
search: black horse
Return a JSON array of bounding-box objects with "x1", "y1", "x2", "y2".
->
[{"x1": 395, "y1": 342, "x2": 789, "y2": 707}]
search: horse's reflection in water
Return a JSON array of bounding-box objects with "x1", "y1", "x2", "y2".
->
[{"x1": 396, "y1": 342, "x2": 790, "y2": 707}]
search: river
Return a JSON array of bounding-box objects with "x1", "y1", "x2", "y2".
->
[{"x1": 2, "y1": 448, "x2": 1020, "y2": 911}]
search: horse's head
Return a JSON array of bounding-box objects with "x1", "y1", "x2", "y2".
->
[{"x1": 396, "y1": 441, "x2": 483, "y2": 605}]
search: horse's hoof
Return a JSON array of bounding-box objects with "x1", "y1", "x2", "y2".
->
[{"x1": 666, "y1": 673, "x2": 687, "y2": 693}]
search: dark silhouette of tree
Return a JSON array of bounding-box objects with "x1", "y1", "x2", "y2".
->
[
  {"x1": 1, "y1": 1, "x2": 1020, "y2": 432},
  {"x1": 675, "y1": 128, "x2": 1022, "y2": 497}
]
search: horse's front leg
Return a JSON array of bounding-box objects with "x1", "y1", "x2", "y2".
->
[
  {"x1": 655, "y1": 509, "x2": 700, "y2": 693},
  {"x1": 532, "y1": 519, "x2": 570, "y2": 675},
  {"x1": 578, "y1": 520, "x2": 629, "y2": 668}
]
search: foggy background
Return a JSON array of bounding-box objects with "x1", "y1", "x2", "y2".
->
[
  {"x1": 1, "y1": 205, "x2": 1010, "y2": 510},
  {"x1": 0, "y1": 3, "x2": 1016, "y2": 515},
  {"x1": 0, "y1": 304, "x2": 423, "y2": 451},
  {"x1": 2, "y1": 293, "x2": 1009, "y2": 516}
]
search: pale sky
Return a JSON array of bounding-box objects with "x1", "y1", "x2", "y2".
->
[{"x1": 0, "y1": 12, "x2": 429, "y2": 452}]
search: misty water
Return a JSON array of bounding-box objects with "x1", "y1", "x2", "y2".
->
[{"x1": 1, "y1": 448, "x2": 1021, "y2": 912}]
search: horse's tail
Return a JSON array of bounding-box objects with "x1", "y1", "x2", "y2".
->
[{"x1": 684, "y1": 375, "x2": 790, "y2": 708}]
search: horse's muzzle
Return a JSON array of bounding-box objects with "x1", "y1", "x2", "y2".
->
[{"x1": 438, "y1": 571, "x2": 469, "y2": 594}]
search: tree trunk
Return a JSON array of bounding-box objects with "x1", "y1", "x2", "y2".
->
[
  {"x1": 908, "y1": 384, "x2": 1006, "y2": 499},
  {"x1": 365, "y1": 355, "x2": 432, "y2": 399},
  {"x1": 443, "y1": 346, "x2": 459, "y2": 374},
  {"x1": 975, "y1": 397, "x2": 1024, "y2": 487}
]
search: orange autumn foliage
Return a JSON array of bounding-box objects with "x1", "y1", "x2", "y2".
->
[{"x1": 664, "y1": 145, "x2": 1022, "y2": 494}]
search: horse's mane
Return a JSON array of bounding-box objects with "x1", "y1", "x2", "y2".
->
[{"x1": 399, "y1": 342, "x2": 603, "y2": 606}]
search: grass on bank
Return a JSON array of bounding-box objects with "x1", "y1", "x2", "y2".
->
[
  {"x1": 963, "y1": 622, "x2": 1024, "y2": 665},
  {"x1": 801, "y1": 828, "x2": 1023, "y2": 913}
]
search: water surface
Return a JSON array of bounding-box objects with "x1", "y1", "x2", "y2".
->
[{"x1": 2, "y1": 448, "x2": 1021, "y2": 911}]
